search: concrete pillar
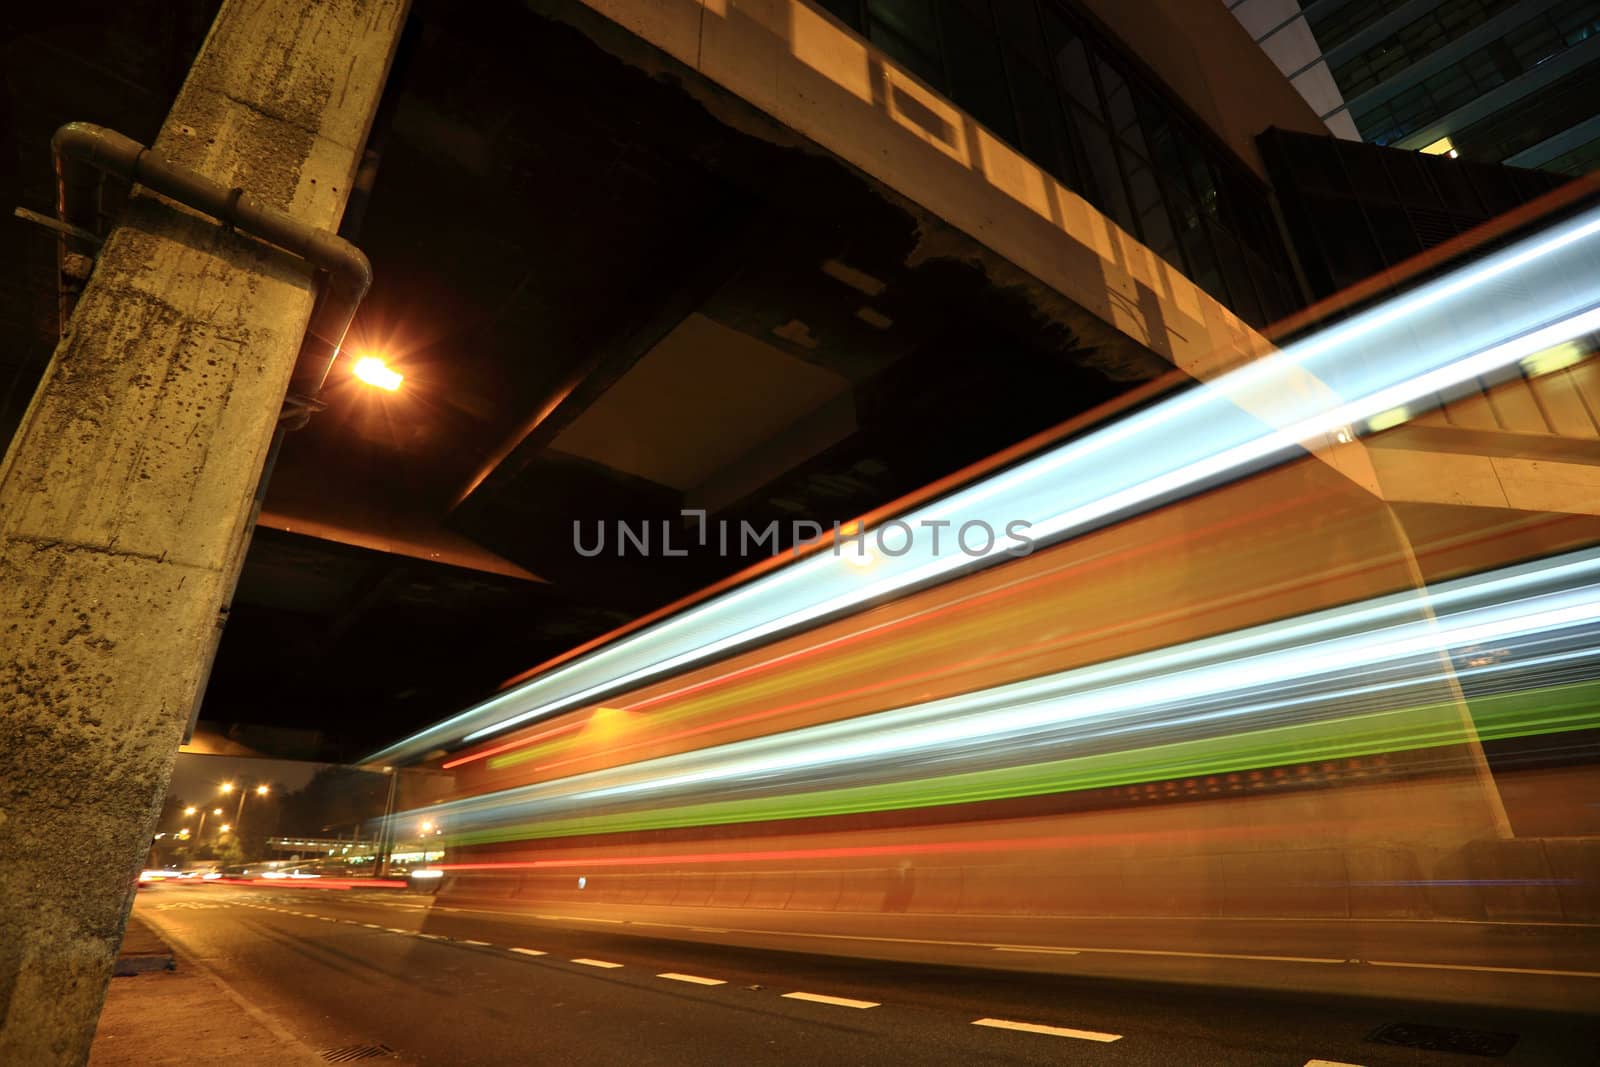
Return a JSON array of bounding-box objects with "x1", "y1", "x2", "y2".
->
[{"x1": 0, "y1": 2, "x2": 407, "y2": 1062}]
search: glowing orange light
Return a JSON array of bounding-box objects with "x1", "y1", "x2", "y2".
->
[
  {"x1": 353, "y1": 355, "x2": 403, "y2": 391},
  {"x1": 220, "y1": 782, "x2": 235, "y2": 794},
  {"x1": 256, "y1": 784, "x2": 270, "y2": 796}
]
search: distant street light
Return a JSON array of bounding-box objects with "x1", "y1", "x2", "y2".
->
[{"x1": 219, "y1": 824, "x2": 231, "y2": 834}]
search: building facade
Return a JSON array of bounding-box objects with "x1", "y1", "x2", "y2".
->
[{"x1": 1229, "y1": 0, "x2": 1600, "y2": 174}]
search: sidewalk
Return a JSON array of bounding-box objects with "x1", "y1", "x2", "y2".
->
[{"x1": 89, "y1": 910, "x2": 327, "y2": 1066}]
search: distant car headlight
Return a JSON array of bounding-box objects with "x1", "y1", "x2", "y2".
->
[{"x1": 410, "y1": 869, "x2": 444, "y2": 879}]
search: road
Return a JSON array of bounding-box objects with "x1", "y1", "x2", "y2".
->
[{"x1": 130, "y1": 882, "x2": 1600, "y2": 1065}]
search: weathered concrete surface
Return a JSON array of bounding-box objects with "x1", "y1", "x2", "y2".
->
[{"x1": 0, "y1": 1, "x2": 406, "y2": 1062}]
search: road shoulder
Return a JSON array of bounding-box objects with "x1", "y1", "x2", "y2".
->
[{"x1": 90, "y1": 907, "x2": 329, "y2": 1066}]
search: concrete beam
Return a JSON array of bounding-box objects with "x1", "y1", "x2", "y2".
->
[{"x1": 0, "y1": 2, "x2": 407, "y2": 1062}]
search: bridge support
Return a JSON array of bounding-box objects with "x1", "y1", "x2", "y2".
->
[{"x1": 0, "y1": 2, "x2": 406, "y2": 1061}]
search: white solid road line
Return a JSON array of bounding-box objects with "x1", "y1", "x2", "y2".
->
[
  {"x1": 657, "y1": 972, "x2": 727, "y2": 986},
  {"x1": 783, "y1": 992, "x2": 880, "y2": 1009},
  {"x1": 972, "y1": 1018, "x2": 1121, "y2": 1042},
  {"x1": 510, "y1": 947, "x2": 547, "y2": 957},
  {"x1": 992, "y1": 946, "x2": 1082, "y2": 956},
  {"x1": 1367, "y1": 959, "x2": 1600, "y2": 979},
  {"x1": 572, "y1": 958, "x2": 624, "y2": 969},
  {"x1": 1304, "y1": 1060, "x2": 1366, "y2": 1066}
]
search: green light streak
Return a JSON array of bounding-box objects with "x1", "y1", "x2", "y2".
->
[{"x1": 449, "y1": 680, "x2": 1600, "y2": 847}]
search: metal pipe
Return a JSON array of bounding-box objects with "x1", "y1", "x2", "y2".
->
[{"x1": 50, "y1": 121, "x2": 372, "y2": 426}]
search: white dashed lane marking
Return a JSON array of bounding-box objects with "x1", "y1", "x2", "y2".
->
[
  {"x1": 782, "y1": 992, "x2": 879, "y2": 1009},
  {"x1": 657, "y1": 972, "x2": 726, "y2": 986},
  {"x1": 219, "y1": 896, "x2": 1386, "y2": 1064},
  {"x1": 972, "y1": 1017, "x2": 1121, "y2": 1042}
]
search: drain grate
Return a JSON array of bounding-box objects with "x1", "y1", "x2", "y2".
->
[
  {"x1": 1367, "y1": 1022, "x2": 1518, "y2": 1057},
  {"x1": 320, "y1": 1043, "x2": 394, "y2": 1062}
]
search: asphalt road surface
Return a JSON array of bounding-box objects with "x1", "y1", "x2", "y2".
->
[{"x1": 130, "y1": 882, "x2": 1600, "y2": 1065}]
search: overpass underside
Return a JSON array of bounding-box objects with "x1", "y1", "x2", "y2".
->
[{"x1": 380, "y1": 1, "x2": 1600, "y2": 930}]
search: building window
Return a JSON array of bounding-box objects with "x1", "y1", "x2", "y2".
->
[
  {"x1": 806, "y1": 0, "x2": 1300, "y2": 324},
  {"x1": 1330, "y1": 0, "x2": 1516, "y2": 101},
  {"x1": 1352, "y1": 1, "x2": 1600, "y2": 146}
]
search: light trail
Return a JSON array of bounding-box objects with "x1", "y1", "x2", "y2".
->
[
  {"x1": 394, "y1": 547, "x2": 1600, "y2": 843},
  {"x1": 364, "y1": 206, "x2": 1600, "y2": 764}
]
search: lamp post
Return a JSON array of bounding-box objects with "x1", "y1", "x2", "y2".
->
[
  {"x1": 376, "y1": 767, "x2": 399, "y2": 878},
  {"x1": 225, "y1": 782, "x2": 270, "y2": 829},
  {"x1": 195, "y1": 806, "x2": 223, "y2": 843}
]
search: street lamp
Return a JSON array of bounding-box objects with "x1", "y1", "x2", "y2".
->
[
  {"x1": 230, "y1": 782, "x2": 268, "y2": 828},
  {"x1": 195, "y1": 806, "x2": 223, "y2": 841},
  {"x1": 352, "y1": 355, "x2": 402, "y2": 391}
]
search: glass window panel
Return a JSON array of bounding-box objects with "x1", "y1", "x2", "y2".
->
[
  {"x1": 992, "y1": 0, "x2": 1048, "y2": 69},
  {"x1": 1069, "y1": 105, "x2": 1135, "y2": 233},
  {"x1": 1210, "y1": 223, "x2": 1262, "y2": 325},
  {"x1": 1174, "y1": 195, "x2": 1227, "y2": 305},
  {"x1": 942, "y1": 3, "x2": 1019, "y2": 143},
  {"x1": 1096, "y1": 59, "x2": 1147, "y2": 159},
  {"x1": 1508, "y1": 19, "x2": 1563, "y2": 67},
  {"x1": 1122, "y1": 149, "x2": 1180, "y2": 266},
  {"x1": 868, "y1": 0, "x2": 945, "y2": 89},
  {"x1": 1044, "y1": 9, "x2": 1100, "y2": 113},
  {"x1": 1005, "y1": 49, "x2": 1076, "y2": 187},
  {"x1": 1174, "y1": 130, "x2": 1219, "y2": 222},
  {"x1": 813, "y1": 0, "x2": 863, "y2": 31},
  {"x1": 1247, "y1": 250, "x2": 1295, "y2": 325}
]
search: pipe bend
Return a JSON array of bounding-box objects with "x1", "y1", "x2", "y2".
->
[
  {"x1": 306, "y1": 229, "x2": 372, "y2": 298},
  {"x1": 51, "y1": 122, "x2": 145, "y2": 177},
  {"x1": 48, "y1": 121, "x2": 374, "y2": 421}
]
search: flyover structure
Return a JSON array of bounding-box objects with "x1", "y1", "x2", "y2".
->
[{"x1": 2, "y1": 1, "x2": 1596, "y2": 1061}]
